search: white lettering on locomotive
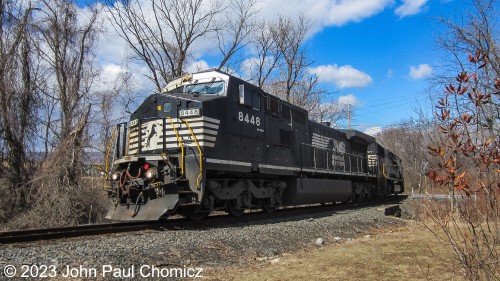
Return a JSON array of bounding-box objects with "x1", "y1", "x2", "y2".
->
[
  {"x1": 179, "y1": 108, "x2": 201, "y2": 117},
  {"x1": 129, "y1": 119, "x2": 138, "y2": 127},
  {"x1": 238, "y1": 111, "x2": 260, "y2": 127},
  {"x1": 312, "y1": 133, "x2": 346, "y2": 169},
  {"x1": 331, "y1": 139, "x2": 346, "y2": 153}
]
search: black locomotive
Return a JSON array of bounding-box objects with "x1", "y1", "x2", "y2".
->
[{"x1": 105, "y1": 69, "x2": 404, "y2": 220}]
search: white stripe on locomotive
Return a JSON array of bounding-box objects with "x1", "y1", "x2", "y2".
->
[{"x1": 128, "y1": 117, "x2": 220, "y2": 153}]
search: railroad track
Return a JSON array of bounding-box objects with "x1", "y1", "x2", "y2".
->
[
  {"x1": 0, "y1": 195, "x2": 406, "y2": 245},
  {"x1": 0, "y1": 221, "x2": 168, "y2": 244}
]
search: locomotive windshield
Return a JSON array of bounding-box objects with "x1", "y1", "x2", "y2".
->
[
  {"x1": 166, "y1": 81, "x2": 225, "y2": 96},
  {"x1": 185, "y1": 81, "x2": 225, "y2": 95}
]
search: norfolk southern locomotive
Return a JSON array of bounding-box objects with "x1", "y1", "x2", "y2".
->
[{"x1": 105, "y1": 69, "x2": 404, "y2": 220}]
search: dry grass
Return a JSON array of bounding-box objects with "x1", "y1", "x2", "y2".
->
[
  {"x1": 206, "y1": 222, "x2": 466, "y2": 281},
  {"x1": 2, "y1": 177, "x2": 108, "y2": 231}
]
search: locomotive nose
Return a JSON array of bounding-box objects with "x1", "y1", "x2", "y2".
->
[
  {"x1": 105, "y1": 191, "x2": 178, "y2": 220},
  {"x1": 106, "y1": 162, "x2": 180, "y2": 220}
]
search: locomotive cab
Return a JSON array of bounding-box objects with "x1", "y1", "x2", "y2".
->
[{"x1": 105, "y1": 70, "x2": 229, "y2": 220}]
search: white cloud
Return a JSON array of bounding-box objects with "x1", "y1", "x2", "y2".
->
[
  {"x1": 395, "y1": 0, "x2": 428, "y2": 18},
  {"x1": 102, "y1": 63, "x2": 123, "y2": 78},
  {"x1": 319, "y1": 0, "x2": 392, "y2": 27},
  {"x1": 308, "y1": 64, "x2": 373, "y2": 89},
  {"x1": 256, "y1": 0, "x2": 393, "y2": 32},
  {"x1": 364, "y1": 126, "x2": 383, "y2": 136},
  {"x1": 186, "y1": 60, "x2": 210, "y2": 73},
  {"x1": 409, "y1": 64, "x2": 433, "y2": 79},
  {"x1": 241, "y1": 57, "x2": 258, "y2": 81},
  {"x1": 93, "y1": 63, "x2": 125, "y2": 91},
  {"x1": 84, "y1": 0, "x2": 392, "y2": 95},
  {"x1": 94, "y1": 61, "x2": 156, "y2": 93},
  {"x1": 338, "y1": 94, "x2": 359, "y2": 106},
  {"x1": 241, "y1": 56, "x2": 279, "y2": 82}
]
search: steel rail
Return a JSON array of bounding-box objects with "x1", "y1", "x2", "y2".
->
[{"x1": 0, "y1": 221, "x2": 166, "y2": 244}]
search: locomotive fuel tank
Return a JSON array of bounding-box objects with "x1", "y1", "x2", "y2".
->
[{"x1": 283, "y1": 178, "x2": 352, "y2": 205}]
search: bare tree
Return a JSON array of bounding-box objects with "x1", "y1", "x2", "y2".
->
[
  {"x1": 376, "y1": 120, "x2": 431, "y2": 194},
  {"x1": 434, "y1": 0, "x2": 499, "y2": 133},
  {"x1": 0, "y1": 0, "x2": 112, "y2": 230},
  {"x1": 247, "y1": 15, "x2": 346, "y2": 125},
  {"x1": 437, "y1": 0, "x2": 499, "y2": 76},
  {"x1": 90, "y1": 69, "x2": 133, "y2": 174},
  {"x1": 35, "y1": 0, "x2": 100, "y2": 186},
  {"x1": 286, "y1": 74, "x2": 323, "y2": 112},
  {"x1": 427, "y1": 52, "x2": 499, "y2": 281},
  {"x1": 0, "y1": 0, "x2": 39, "y2": 214},
  {"x1": 264, "y1": 15, "x2": 341, "y2": 125},
  {"x1": 216, "y1": 0, "x2": 258, "y2": 71},
  {"x1": 107, "y1": 0, "x2": 221, "y2": 91},
  {"x1": 246, "y1": 19, "x2": 282, "y2": 88},
  {"x1": 270, "y1": 14, "x2": 311, "y2": 102},
  {"x1": 309, "y1": 100, "x2": 348, "y2": 127}
]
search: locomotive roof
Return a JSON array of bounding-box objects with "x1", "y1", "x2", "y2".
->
[
  {"x1": 162, "y1": 69, "x2": 308, "y2": 113},
  {"x1": 162, "y1": 69, "x2": 230, "y2": 93},
  {"x1": 341, "y1": 129, "x2": 376, "y2": 144},
  {"x1": 164, "y1": 71, "x2": 384, "y2": 143}
]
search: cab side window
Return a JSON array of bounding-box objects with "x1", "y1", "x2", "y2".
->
[{"x1": 239, "y1": 84, "x2": 260, "y2": 110}]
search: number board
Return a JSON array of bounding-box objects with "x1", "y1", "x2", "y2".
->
[{"x1": 179, "y1": 108, "x2": 201, "y2": 117}]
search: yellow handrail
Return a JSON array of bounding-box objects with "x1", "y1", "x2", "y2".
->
[
  {"x1": 105, "y1": 126, "x2": 118, "y2": 178},
  {"x1": 167, "y1": 117, "x2": 185, "y2": 175},
  {"x1": 125, "y1": 124, "x2": 132, "y2": 156},
  {"x1": 181, "y1": 119, "x2": 203, "y2": 189}
]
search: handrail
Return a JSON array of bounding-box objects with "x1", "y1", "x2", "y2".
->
[
  {"x1": 300, "y1": 142, "x2": 369, "y2": 158},
  {"x1": 181, "y1": 119, "x2": 203, "y2": 190},
  {"x1": 303, "y1": 142, "x2": 371, "y2": 175},
  {"x1": 125, "y1": 124, "x2": 131, "y2": 156},
  {"x1": 382, "y1": 163, "x2": 402, "y2": 180},
  {"x1": 105, "y1": 125, "x2": 118, "y2": 179},
  {"x1": 167, "y1": 117, "x2": 185, "y2": 175}
]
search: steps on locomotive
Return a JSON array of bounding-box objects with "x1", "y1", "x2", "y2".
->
[
  {"x1": 176, "y1": 179, "x2": 191, "y2": 193},
  {"x1": 176, "y1": 178, "x2": 200, "y2": 205}
]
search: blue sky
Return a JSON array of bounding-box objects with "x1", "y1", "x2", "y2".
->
[
  {"x1": 83, "y1": 0, "x2": 476, "y2": 134},
  {"x1": 282, "y1": 0, "x2": 466, "y2": 132},
  {"x1": 211, "y1": 0, "x2": 466, "y2": 133},
  {"x1": 303, "y1": 1, "x2": 455, "y2": 131}
]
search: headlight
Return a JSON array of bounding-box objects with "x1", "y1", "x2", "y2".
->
[
  {"x1": 111, "y1": 171, "x2": 121, "y2": 181},
  {"x1": 145, "y1": 167, "x2": 158, "y2": 179}
]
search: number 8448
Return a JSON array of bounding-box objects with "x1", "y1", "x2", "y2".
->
[{"x1": 238, "y1": 111, "x2": 260, "y2": 126}]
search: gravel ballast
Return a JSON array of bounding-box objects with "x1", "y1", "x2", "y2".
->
[{"x1": 0, "y1": 203, "x2": 405, "y2": 279}]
